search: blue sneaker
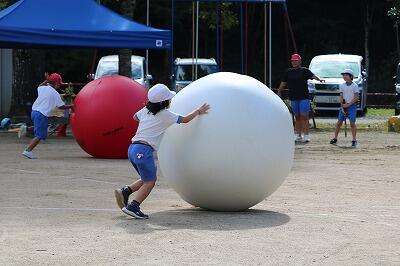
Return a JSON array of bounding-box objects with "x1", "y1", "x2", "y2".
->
[
  {"x1": 122, "y1": 202, "x2": 149, "y2": 219},
  {"x1": 114, "y1": 186, "x2": 131, "y2": 209},
  {"x1": 351, "y1": 140, "x2": 357, "y2": 148}
]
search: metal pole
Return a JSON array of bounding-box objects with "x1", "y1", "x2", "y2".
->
[
  {"x1": 269, "y1": 1, "x2": 272, "y2": 89},
  {"x1": 240, "y1": 3, "x2": 244, "y2": 74},
  {"x1": 264, "y1": 3, "x2": 267, "y2": 85},
  {"x1": 146, "y1": 0, "x2": 149, "y2": 76},
  {"x1": 170, "y1": 0, "x2": 175, "y2": 88},
  {"x1": 195, "y1": 1, "x2": 199, "y2": 80},
  {"x1": 216, "y1": 0, "x2": 220, "y2": 69},
  {"x1": 192, "y1": 1, "x2": 195, "y2": 81}
]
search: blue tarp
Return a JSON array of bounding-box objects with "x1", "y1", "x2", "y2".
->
[{"x1": 0, "y1": 0, "x2": 171, "y2": 49}]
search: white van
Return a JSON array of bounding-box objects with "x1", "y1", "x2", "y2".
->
[
  {"x1": 94, "y1": 55, "x2": 152, "y2": 89},
  {"x1": 172, "y1": 58, "x2": 218, "y2": 92},
  {"x1": 308, "y1": 54, "x2": 367, "y2": 114}
]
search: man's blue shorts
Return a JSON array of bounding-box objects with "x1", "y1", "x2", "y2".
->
[
  {"x1": 291, "y1": 99, "x2": 310, "y2": 115},
  {"x1": 338, "y1": 104, "x2": 357, "y2": 123},
  {"x1": 128, "y1": 143, "x2": 157, "y2": 182},
  {"x1": 31, "y1": 110, "x2": 48, "y2": 140}
]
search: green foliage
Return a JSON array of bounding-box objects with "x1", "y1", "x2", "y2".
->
[
  {"x1": 0, "y1": 0, "x2": 17, "y2": 10},
  {"x1": 199, "y1": 3, "x2": 238, "y2": 30},
  {"x1": 388, "y1": 0, "x2": 400, "y2": 23}
]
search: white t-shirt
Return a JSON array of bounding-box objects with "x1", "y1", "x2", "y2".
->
[
  {"x1": 131, "y1": 107, "x2": 182, "y2": 150},
  {"x1": 32, "y1": 85, "x2": 65, "y2": 117},
  {"x1": 339, "y1": 82, "x2": 359, "y2": 104}
]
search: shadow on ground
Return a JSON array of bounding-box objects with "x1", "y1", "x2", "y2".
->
[{"x1": 115, "y1": 208, "x2": 290, "y2": 234}]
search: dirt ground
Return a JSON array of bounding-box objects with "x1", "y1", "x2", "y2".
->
[{"x1": 0, "y1": 128, "x2": 399, "y2": 265}]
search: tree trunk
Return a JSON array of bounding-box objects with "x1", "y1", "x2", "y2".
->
[
  {"x1": 364, "y1": 2, "x2": 370, "y2": 83},
  {"x1": 118, "y1": 0, "x2": 136, "y2": 78},
  {"x1": 363, "y1": 0, "x2": 374, "y2": 92}
]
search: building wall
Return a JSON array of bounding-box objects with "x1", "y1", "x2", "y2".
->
[{"x1": 0, "y1": 49, "x2": 13, "y2": 117}]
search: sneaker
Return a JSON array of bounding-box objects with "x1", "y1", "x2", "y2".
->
[
  {"x1": 330, "y1": 138, "x2": 338, "y2": 145},
  {"x1": 303, "y1": 135, "x2": 311, "y2": 143},
  {"x1": 22, "y1": 150, "x2": 34, "y2": 159},
  {"x1": 122, "y1": 202, "x2": 149, "y2": 219},
  {"x1": 295, "y1": 135, "x2": 302, "y2": 144},
  {"x1": 18, "y1": 125, "x2": 27, "y2": 139},
  {"x1": 114, "y1": 186, "x2": 131, "y2": 209},
  {"x1": 351, "y1": 140, "x2": 357, "y2": 148}
]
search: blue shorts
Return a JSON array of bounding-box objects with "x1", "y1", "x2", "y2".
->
[
  {"x1": 128, "y1": 143, "x2": 157, "y2": 182},
  {"x1": 291, "y1": 99, "x2": 310, "y2": 115},
  {"x1": 31, "y1": 110, "x2": 48, "y2": 140},
  {"x1": 338, "y1": 104, "x2": 357, "y2": 123}
]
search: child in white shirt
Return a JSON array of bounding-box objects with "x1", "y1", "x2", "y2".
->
[
  {"x1": 115, "y1": 84, "x2": 210, "y2": 219},
  {"x1": 330, "y1": 69, "x2": 359, "y2": 148}
]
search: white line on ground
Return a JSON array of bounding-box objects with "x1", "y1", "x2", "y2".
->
[{"x1": 0, "y1": 206, "x2": 119, "y2": 212}]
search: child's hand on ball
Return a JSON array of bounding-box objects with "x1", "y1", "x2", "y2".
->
[{"x1": 198, "y1": 103, "x2": 210, "y2": 115}]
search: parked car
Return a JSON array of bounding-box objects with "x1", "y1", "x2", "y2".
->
[
  {"x1": 172, "y1": 58, "x2": 218, "y2": 92},
  {"x1": 395, "y1": 63, "x2": 400, "y2": 115},
  {"x1": 308, "y1": 54, "x2": 367, "y2": 114},
  {"x1": 93, "y1": 55, "x2": 152, "y2": 89}
]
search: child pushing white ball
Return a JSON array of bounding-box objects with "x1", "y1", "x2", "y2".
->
[{"x1": 158, "y1": 72, "x2": 294, "y2": 211}]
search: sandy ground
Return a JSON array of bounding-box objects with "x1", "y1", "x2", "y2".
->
[{"x1": 0, "y1": 128, "x2": 399, "y2": 266}]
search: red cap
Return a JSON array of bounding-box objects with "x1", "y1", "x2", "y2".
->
[
  {"x1": 47, "y1": 73, "x2": 63, "y2": 84},
  {"x1": 290, "y1": 54, "x2": 302, "y2": 61}
]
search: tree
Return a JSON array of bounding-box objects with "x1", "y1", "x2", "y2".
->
[
  {"x1": 388, "y1": 0, "x2": 400, "y2": 58},
  {"x1": 361, "y1": 0, "x2": 376, "y2": 86},
  {"x1": 118, "y1": 0, "x2": 136, "y2": 78}
]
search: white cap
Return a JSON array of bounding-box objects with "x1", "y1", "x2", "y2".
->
[
  {"x1": 341, "y1": 68, "x2": 354, "y2": 76},
  {"x1": 147, "y1": 84, "x2": 176, "y2": 103}
]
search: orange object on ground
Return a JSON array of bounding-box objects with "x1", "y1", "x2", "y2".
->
[{"x1": 55, "y1": 124, "x2": 67, "y2": 137}]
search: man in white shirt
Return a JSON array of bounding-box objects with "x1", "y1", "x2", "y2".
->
[{"x1": 22, "y1": 73, "x2": 73, "y2": 159}]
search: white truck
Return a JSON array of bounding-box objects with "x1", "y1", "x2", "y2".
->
[
  {"x1": 94, "y1": 55, "x2": 152, "y2": 89},
  {"x1": 172, "y1": 58, "x2": 218, "y2": 92},
  {"x1": 308, "y1": 54, "x2": 367, "y2": 114}
]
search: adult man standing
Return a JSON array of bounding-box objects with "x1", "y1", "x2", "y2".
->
[{"x1": 278, "y1": 54, "x2": 324, "y2": 143}]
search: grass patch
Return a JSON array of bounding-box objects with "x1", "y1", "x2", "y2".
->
[
  {"x1": 366, "y1": 108, "x2": 395, "y2": 118},
  {"x1": 312, "y1": 122, "x2": 388, "y2": 132}
]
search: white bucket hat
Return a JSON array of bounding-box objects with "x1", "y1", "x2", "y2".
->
[
  {"x1": 147, "y1": 84, "x2": 176, "y2": 103},
  {"x1": 341, "y1": 68, "x2": 354, "y2": 76}
]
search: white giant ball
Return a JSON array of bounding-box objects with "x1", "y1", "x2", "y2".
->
[{"x1": 158, "y1": 72, "x2": 294, "y2": 211}]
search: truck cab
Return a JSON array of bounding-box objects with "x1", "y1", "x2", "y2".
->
[
  {"x1": 308, "y1": 54, "x2": 367, "y2": 114},
  {"x1": 172, "y1": 58, "x2": 218, "y2": 92},
  {"x1": 94, "y1": 55, "x2": 152, "y2": 89}
]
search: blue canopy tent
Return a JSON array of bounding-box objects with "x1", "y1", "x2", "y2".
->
[
  {"x1": 0, "y1": 0, "x2": 171, "y2": 49},
  {"x1": 0, "y1": 0, "x2": 173, "y2": 117}
]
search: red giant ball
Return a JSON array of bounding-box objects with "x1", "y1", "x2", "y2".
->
[{"x1": 70, "y1": 76, "x2": 147, "y2": 159}]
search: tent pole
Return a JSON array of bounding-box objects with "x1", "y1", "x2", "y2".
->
[
  {"x1": 269, "y1": 1, "x2": 272, "y2": 89},
  {"x1": 146, "y1": 0, "x2": 149, "y2": 77},
  {"x1": 195, "y1": 1, "x2": 199, "y2": 80}
]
